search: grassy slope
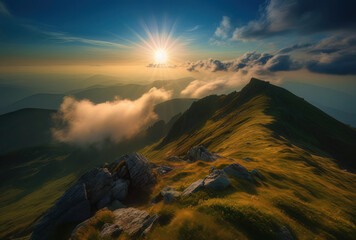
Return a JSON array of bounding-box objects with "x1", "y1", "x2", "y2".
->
[{"x1": 134, "y1": 79, "x2": 356, "y2": 240}]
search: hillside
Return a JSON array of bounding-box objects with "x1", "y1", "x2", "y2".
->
[
  {"x1": 0, "y1": 108, "x2": 56, "y2": 154},
  {"x1": 1, "y1": 78, "x2": 356, "y2": 240}
]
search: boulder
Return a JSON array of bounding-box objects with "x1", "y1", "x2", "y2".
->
[
  {"x1": 112, "y1": 208, "x2": 159, "y2": 236},
  {"x1": 108, "y1": 200, "x2": 126, "y2": 211},
  {"x1": 78, "y1": 168, "x2": 114, "y2": 204},
  {"x1": 109, "y1": 155, "x2": 130, "y2": 179},
  {"x1": 161, "y1": 187, "x2": 180, "y2": 204},
  {"x1": 112, "y1": 179, "x2": 129, "y2": 200},
  {"x1": 277, "y1": 226, "x2": 294, "y2": 240},
  {"x1": 31, "y1": 184, "x2": 91, "y2": 240},
  {"x1": 97, "y1": 193, "x2": 111, "y2": 209},
  {"x1": 100, "y1": 224, "x2": 122, "y2": 238},
  {"x1": 125, "y1": 153, "x2": 156, "y2": 190},
  {"x1": 182, "y1": 179, "x2": 204, "y2": 196},
  {"x1": 203, "y1": 169, "x2": 231, "y2": 190},
  {"x1": 157, "y1": 165, "x2": 173, "y2": 175},
  {"x1": 187, "y1": 145, "x2": 216, "y2": 162},
  {"x1": 251, "y1": 169, "x2": 264, "y2": 180},
  {"x1": 223, "y1": 163, "x2": 253, "y2": 181}
]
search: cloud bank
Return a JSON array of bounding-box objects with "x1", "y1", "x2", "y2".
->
[
  {"x1": 232, "y1": 0, "x2": 356, "y2": 40},
  {"x1": 52, "y1": 88, "x2": 171, "y2": 146}
]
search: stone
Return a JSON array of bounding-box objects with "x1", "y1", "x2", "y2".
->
[
  {"x1": 142, "y1": 214, "x2": 159, "y2": 235},
  {"x1": 277, "y1": 226, "x2": 294, "y2": 240},
  {"x1": 223, "y1": 163, "x2": 253, "y2": 181},
  {"x1": 182, "y1": 179, "x2": 204, "y2": 196},
  {"x1": 97, "y1": 193, "x2": 111, "y2": 209},
  {"x1": 242, "y1": 157, "x2": 254, "y2": 162},
  {"x1": 187, "y1": 145, "x2": 216, "y2": 162},
  {"x1": 31, "y1": 183, "x2": 91, "y2": 240},
  {"x1": 203, "y1": 169, "x2": 231, "y2": 190},
  {"x1": 112, "y1": 208, "x2": 158, "y2": 236},
  {"x1": 112, "y1": 179, "x2": 129, "y2": 200},
  {"x1": 157, "y1": 165, "x2": 173, "y2": 175},
  {"x1": 163, "y1": 192, "x2": 176, "y2": 204},
  {"x1": 251, "y1": 169, "x2": 264, "y2": 180},
  {"x1": 109, "y1": 155, "x2": 130, "y2": 180},
  {"x1": 100, "y1": 224, "x2": 122, "y2": 238},
  {"x1": 78, "y1": 168, "x2": 114, "y2": 204},
  {"x1": 125, "y1": 153, "x2": 156, "y2": 190},
  {"x1": 108, "y1": 200, "x2": 126, "y2": 211}
]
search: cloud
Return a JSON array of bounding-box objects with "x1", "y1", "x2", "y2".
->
[
  {"x1": 277, "y1": 33, "x2": 356, "y2": 75},
  {"x1": 0, "y1": 1, "x2": 10, "y2": 16},
  {"x1": 52, "y1": 88, "x2": 171, "y2": 146},
  {"x1": 146, "y1": 63, "x2": 177, "y2": 68},
  {"x1": 232, "y1": 0, "x2": 356, "y2": 40},
  {"x1": 181, "y1": 79, "x2": 228, "y2": 98},
  {"x1": 187, "y1": 25, "x2": 200, "y2": 32},
  {"x1": 184, "y1": 52, "x2": 301, "y2": 74},
  {"x1": 214, "y1": 16, "x2": 231, "y2": 39}
]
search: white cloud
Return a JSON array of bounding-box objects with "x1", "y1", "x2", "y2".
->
[
  {"x1": 214, "y1": 16, "x2": 231, "y2": 39},
  {"x1": 52, "y1": 88, "x2": 171, "y2": 146}
]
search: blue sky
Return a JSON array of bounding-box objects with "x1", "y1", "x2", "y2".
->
[{"x1": 0, "y1": 0, "x2": 355, "y2": 82}]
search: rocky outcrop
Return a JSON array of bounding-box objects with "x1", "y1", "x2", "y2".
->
[
  {"x1": 100, "y1": 224, "x2": 122, "y2": 238},
  {"x1": 32, "y1": 152, "x2": 156, "y2": 240},
  {"x1": 125, "y1": 153, "x2": 156, "y2": 190},
  {"x1": 187, "y1": 145, "x2": 217, "y2": 162},
  {"x1": 152, "y1": 186, "x2": 181, "y2": 204},
  {"x1": 223, "y1": 163, "x2": 253, "y2": 181},
  {"x1": 31, "y1": 184, "x2": 91, "y2": 240},
  {"x1": 203, "y1": 169, "x2": 231, "y2": 190},
  {"x1": 277, "y1": 226, "x2": 294, "y2": 240},
  {"x1": 251, "y1": 169, "x2": 265, "y2": 180},
  {"x1": 182, "y1": 179, "x2": 204, "y2": 196},
  {"x1": 107, "y1": 208, "x2": 159, "y2": 237}
]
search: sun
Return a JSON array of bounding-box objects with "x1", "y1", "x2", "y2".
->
[{"x1": 154, "y1": 49, "x2": 167, "y2": 64}]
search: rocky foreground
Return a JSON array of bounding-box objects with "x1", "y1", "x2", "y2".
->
[{"x1": 30, "y1": 146, "x2": 291, "y2": 240}]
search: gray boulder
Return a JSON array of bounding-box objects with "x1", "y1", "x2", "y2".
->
[
  {"x1": 251, "y1": 169, "x2": 265, "y2": 180},
  {"x1": 112, "y1": 179, "x2": 129, "y2": 200},
  {"x1": 97, "y1": 193, "x2": 111, "y2": 209},
  {"x1": 108, "y1": 200, "x2": 126, "y2": 211},
  {"x1": 112, "y1": 208, "x2": 159, "y2": 236},
  {"x1": 277, "y1": 226, "x2": 294, "y2": 240},
  {"x1": 78, "y1": 168, "x2": 114, "y2": 204},
  {"x1": 187, "y1": 145, "x2": 216, "y2": 162},
  {"x1": 167, "y1": 156, "x2": 181, "y2": 162},
  {"x1": 182, "y1": 179, "x2": 204, "y2": 196},
  {"x1": 126, "y1": 153, "x2": 156, "y2": 190},
  {"x1": 203, "y1": 169, "x2": 231, "y2": 190},
  {"x1": 31, "y1": 184, "x2": 91, "y2": 240},
  {"x1": 157, "y1": 165, "x2": 173, "y2": 175},
  {"x1": 100, "y1": 224, "x2": 122, "y2": 238},
  {"x1": 161, "y1": 187, "x2": 181, "y2": 204},
  {"x1": 109, "y1": 154, "x2": 130, "y2": 179},
  {"x1": 223, "y1": 163, "x2": 253, "y2": 181}
]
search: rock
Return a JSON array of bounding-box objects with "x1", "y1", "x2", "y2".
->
[
  {"x1": 108, "y1": 200, "x2": 126, "y2": 211},
  {"x1": 112, "y1": 179, "x2": 129, "y2": 200},
  {"x1": 109, "y1": 155, "x2": 130, "y2": 179},
  {"x1": 125, "y1": 153, "x2": 156, "y2": 190},
  {"x1": 242, "y1": 157, "x2": 254, "y2": 162},
  {"x1": 100, "y1": 224, "x2": 122, "y2": 238},
  {"x1": 251, "y1": 169, "x2": 264, "y2": 180},
  {"x1": 277, "y1": 226, "x2": 294, "y2": 240},
  {"x1": 152, "y1": 187, "x2": 180, "y2": 204},
  {"x1": 223, "y1": 163, "x2": 253, "y2": 181},
  {"x1": 70, "y1": 219, "x2": 90, "y2": 240},
  {"x1": 187, "y1": 145, "x2": 216, "y2": 162},
  {"x1": 167, "y1": 156, "x2": 181, "y2": 162},
  {"x1": 157, "y1": 165, "x2": 173, "y2": 175},
  {"x1": 78, "y1": 168, "x2": 114, "y2": 204},
  {"x1": 142, "y1": 214, "x2": 159, "y2": 235},
  {"x1": 182, "y1": 179, "x2": 204, "y2": 196},
  {"x1": 209, "y1": 166, "x2": 215, "y2": 173},
  {"x1": 112, "y1": 208, "x2": 158, "y2": 236},
  {"x1": 31, "y1": 184, "x2": 91, "y2": 240},
  {"x1": 150, "y1": 162, "x2": 158, "y2": 168},
  {"x1": 203, "y1": 170, "x2": 231, "y2": 190},
  {"x1": 163, "y1": 192, "x2": 176, "y2": 204},
  {"x1": 97, "y1": 193, "x2": 111, "y2": 209}
]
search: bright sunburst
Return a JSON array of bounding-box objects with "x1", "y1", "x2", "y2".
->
[{"x1": 154, "y1": 49, "x2": 167, "y2": 64}]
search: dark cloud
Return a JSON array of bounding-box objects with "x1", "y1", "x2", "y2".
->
[
  {"x1": 278, "y1": 43, "x2": 313, "y2": 54},
  {"x1": 185, "y1": 52, "x2": 301, "y2": 74},
  {"x1": 233, "y1": 0, "x2": 356, "y2": 40}
]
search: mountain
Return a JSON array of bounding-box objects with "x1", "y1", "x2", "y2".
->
[
  {"x1": 0, "y1": 108, "x2": 56, "y2": 154},
  {"x1": 0, "y1": 77, "x2": 194, "y2": 114},
  {"x1": 0, "y1": 84, "x2": 32, "y2": 108},
  {"x1": 281, "y1": 81, "x2": 356, "y2": 126},
  {"x1": 154, "y1": 98, "x2": 197, "y2": 122},
  {"x1": 1, "y1": 78, "x2": 356, "y2": 240}
]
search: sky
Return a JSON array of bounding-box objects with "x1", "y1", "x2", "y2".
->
[{"x1": 0, "y1": 0, "x2": 355, "y2": 91}]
